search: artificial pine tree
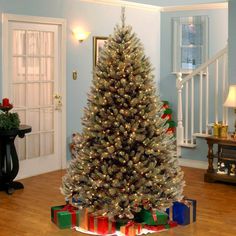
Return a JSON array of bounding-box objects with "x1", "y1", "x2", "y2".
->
[{"x1": 61, "y1": 10, "x2": 184, "y2": 220}]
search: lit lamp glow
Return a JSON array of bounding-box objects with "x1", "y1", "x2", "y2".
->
[
  {"x1": 73, "y1": 29, "x2": 90, "y2": 43},
  {"x1": 224, "y1": 85, "x2": 236, "y2": 134}
]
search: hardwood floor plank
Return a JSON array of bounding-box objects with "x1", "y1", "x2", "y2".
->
[{"x1": 0, "y1": 167, "x2": 236, "y2": 236}]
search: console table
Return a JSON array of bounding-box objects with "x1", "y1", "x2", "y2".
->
[
  {"x1": 0, "y1": 125, "x2": 31, "y2": 194},
  {"x1": 204, "y1": 136, "x2": 236, "y2": 183}
]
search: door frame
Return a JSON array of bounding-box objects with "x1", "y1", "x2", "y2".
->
[{"x1": 2, "y1": 13, "x2": 67, "y2": 174}]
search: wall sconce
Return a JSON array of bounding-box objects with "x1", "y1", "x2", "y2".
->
[{"x1": 73, "y1": 28, "x2": 91, "y2": 43}]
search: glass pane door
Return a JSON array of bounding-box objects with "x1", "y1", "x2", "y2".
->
[{"x1": 12, "y1": 29, "x2": 55, "y2": 160}]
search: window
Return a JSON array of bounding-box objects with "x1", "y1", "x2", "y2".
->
[{"x1": 172, "y1": 16, "x2": 209, "y2": 74}]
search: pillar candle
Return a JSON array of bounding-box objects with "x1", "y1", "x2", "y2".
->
[{"x1": 2, "y1": 98, "x2": 9, "y2": 107}]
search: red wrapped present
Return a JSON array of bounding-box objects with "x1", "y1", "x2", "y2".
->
[
  {"x1": 162, "y1": 113, "x2": 172, "y2": 120},
  {"x1": 89, "y1": 214, "x2": 116, "y2": 235},
  {"x1": 167, "y1": 127, "x2": 175, "y2": 133},
  {"x1": 120, "y1": 221, "x2": 142, "y2": 236}
]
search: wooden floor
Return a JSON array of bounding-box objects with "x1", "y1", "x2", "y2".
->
[{"x1": 0, "y1": 167, "x2": 236, "y2": 236}]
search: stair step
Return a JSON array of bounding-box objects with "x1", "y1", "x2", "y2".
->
[
  {"x1": 180, "y1": 143, "x2": 197, "y2": 148},
  {"x1": 193, "y1": 133, "x2": 211, "y2": 138}
]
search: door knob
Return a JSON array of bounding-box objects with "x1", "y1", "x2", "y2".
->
[{"x1": 54, "y1": 94, "x2": 62, "y2": 110}]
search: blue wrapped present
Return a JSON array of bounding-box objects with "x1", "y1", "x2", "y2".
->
[
  {"x1": 166, "y1": 199, "x2": 196, "y2": 225},
  {"x1": 72, "y1": 195, "x2": 83, "y2": 206}
]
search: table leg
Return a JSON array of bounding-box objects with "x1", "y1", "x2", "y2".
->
[
  {"x1": 207, "y1": 143, "x2": 214, "y2": 173},
  {"x1": 0, "y1": 135, "x2": 23, "y2": 194}
]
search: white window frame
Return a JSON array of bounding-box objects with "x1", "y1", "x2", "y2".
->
[{"x1": 172, "y1": 15, "x2": 209, "y2": 74}]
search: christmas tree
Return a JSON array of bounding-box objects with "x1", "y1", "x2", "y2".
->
[{"x1": 61, "y1": 10, "x2": 184, "y2": 220}]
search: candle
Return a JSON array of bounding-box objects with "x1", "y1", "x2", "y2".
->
[{"x1": 2, "y1": 98, "x2": 9, "y2": 107}]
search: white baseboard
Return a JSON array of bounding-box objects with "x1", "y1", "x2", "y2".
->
[{"x1": 179, "y1": 158, "x2": 208, "y2": 169}]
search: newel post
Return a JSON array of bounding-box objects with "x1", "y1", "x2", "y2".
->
[{"x1": 176, "y1": 72, "x2": 184, "y2": 157}]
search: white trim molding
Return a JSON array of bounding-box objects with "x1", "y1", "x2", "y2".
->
[
  {"x1": 80, "y1": 0, "x2": 161, "y2": 11},
  {"x1": 80, "y1": 0, "x2": 227, "y2": 12},
  {"x1": 179, "y1": 158, "x2": 208, "y2": 170},
  {"x1": 162, "y1": 2, "x2": 228, "y2": 12},
  {"x1": 2, "y1": 13, "x2": 67, "y2": 171}
]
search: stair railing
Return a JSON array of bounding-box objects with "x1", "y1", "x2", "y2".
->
[{"x1": 176, "y1": 46, "x2": 228, "y2": 156}]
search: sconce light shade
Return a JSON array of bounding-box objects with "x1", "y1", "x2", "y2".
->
[
  {"x1": 73, "y1": 29, "x2": 90, "y2": 42},
  {"x1": 224, "y1": 85, "x2": 236, "y2": 108}
]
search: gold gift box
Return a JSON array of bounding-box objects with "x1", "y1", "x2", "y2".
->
[{"x1": 213, "y1": 123, "x2": 228, "y2": 138}]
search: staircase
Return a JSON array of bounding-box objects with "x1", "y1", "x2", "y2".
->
[{"x1": 176, "y1": 46, "x2": 228, "y2": 156}]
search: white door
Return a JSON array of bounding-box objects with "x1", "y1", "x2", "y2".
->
[{"x1": 3, "y1": 15, "x2": 66, "y2": 179}]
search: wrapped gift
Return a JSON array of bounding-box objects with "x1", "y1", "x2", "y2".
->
[
  {"x1": 89, "y1": 214, "x2": 116, "y2": 235},
  {"x1": 51, "y1": 204, "x2": 80, "y2": 229},
  {"x1": 213, "y1": 123, "x2": 221, "y2": 137},
  {"x1": 79, "y1": 208, "x2": 89, "y2": 230},
  {"x1": 72, "y1": 194, "x2": 83, "y2": 206},
  {"x1": 166, "y1": 199, "x2": 196, "y2": 225},
  {"x1": 162, "y1": 108, "x2": 172, "y2": 120},
  {"x1": 120, "y1": 221, "x2": 142, "y2": 236},
  {"x1": 116, "y1": 219, "x2": 129, "y2": 230},
  {"x1": 134, "y1": 208, "x2": 168, "y2": 226},
  {"x1": 162, "y1": 101, "x2": 169, "y2": 109}
]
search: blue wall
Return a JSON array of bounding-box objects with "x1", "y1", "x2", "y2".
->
[
  {"x1": 228, "y1": 0, "x2": 236, "y2": 132},
  {"x1": 229, "y1": 0, "x2": 236, "y2": 85},
  {"x1": 0, "y1": 0, "x2": 161, "y2": 160},
  {"x1": 160, "y1": 8, "x2": 228, "y2": 161}
]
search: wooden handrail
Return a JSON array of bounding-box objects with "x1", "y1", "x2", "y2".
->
[{"x1": 180, "y1": 46, "x2": 228, "y2": 85}]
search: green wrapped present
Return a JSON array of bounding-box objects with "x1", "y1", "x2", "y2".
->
[
  {"x1": 51, "y1": 204, "x2": 80, "y2": 229},
  {"x1": 115, "y1": 218, "x2": 129, "y2": 230},
  {"x1": 166, "y1": 120, "x2": 176, "y2": 128},
  {"x1": 134, "y1": 208, "x2": 168, "y2": 226}
]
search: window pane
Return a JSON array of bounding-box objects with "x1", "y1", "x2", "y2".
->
[
  {"x1": 40, "y1": 31, "x2": 54, "y2": 56},
  {"x1": 16, "y1": 110, "x2": 26, "y2": 124},
  {"x1": 27, "y1": 83, "x2": 40, "y2": 107},
  {"x1": 27, "y1": 57, "x2": 40, "y2": 81},
  {"x1": 40, "y1": 83, "x2": 53, "y2": 106},
  {"x1": 13, "y1": 57, "x2": 26, "y2": 82},
  {"x1": 181, "y1": 47, "x2": 202, "y2": 70},
  {"x1": 28, "y1": 109, "x2": 40, "y2": 132},
  {"x1": 13, "y1": 30, "x2": 26, "y2": 55},
  {"x1": 27, "y1": 31, "x2": 40, "y2": 55},
  {"x1": 13, "y1": 84, "x2": 26, "y2": 107},
  {"x1": 15, "y1": 137, "x2": 26, "y2": 161},
  {"x1": 41, "y1": 108, "x2": 53, "y2": 131},
  {"x1": 27, "y1": 134, "x2": 40, "y2": 158},
  {"x1": 182, "y1": 24, "x2": 203, "y2": 46},
  {"x1": 41, "y1": 58, "x2": 54, "y2": 81},
  {"x1": 40, "y1": 132, "x2": 54, "y2": 156}
]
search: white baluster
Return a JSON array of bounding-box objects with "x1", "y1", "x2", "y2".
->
[
  {"x1": 199, "y1": 71, "x2": 203, "y2": 134},
  {"x1": 185, "y1": 81, "x2": 189, "y2": 144},
  {"x1": 206, "y1": 67, "x2": 209, "y2": 134},
  {"x1": 191, "y1": 77, "x2": 194, "y2": 144},
  {"x1": 176, "y1": 72, "x2": 184, "y2": 156},
  {"x1": 215, "y1": 59, "x2": 219, "y2": 123},
  {"x1": 225, "y1": 51, "x2": 229, "y2": 124}
]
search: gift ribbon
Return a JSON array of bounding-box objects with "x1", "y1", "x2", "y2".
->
[
  {"x1": 79, "y1": 208, "x2": 88, "y2": 230},
  {"x1": 168, "y1": 207, "x2": 173, "y2": 221},
  {"x1": 54, "y1": 204, "x2": 78, "y2": 227},
  {"x1": 180, "y1": 199, "x2": 194, "y2": 223},
  {"x1": 124, "y1": 221, "x2": 141, "y2": 236}
]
